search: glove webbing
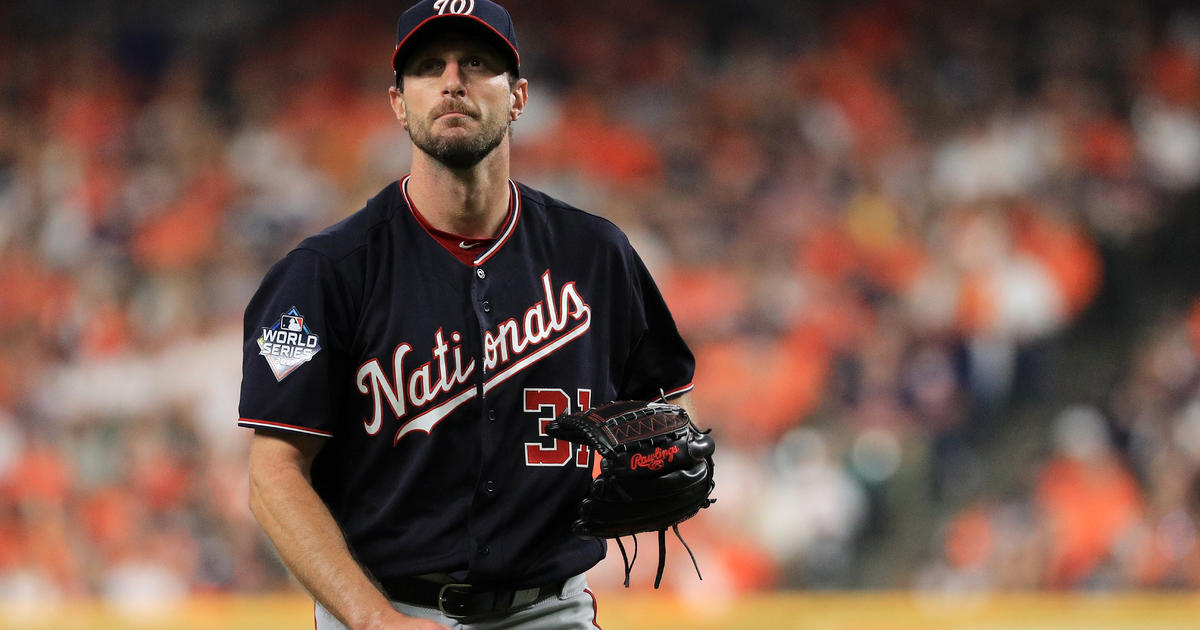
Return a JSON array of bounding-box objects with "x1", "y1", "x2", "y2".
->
[{"x1": 613, "y1": 524, "x2": 703, "y2": 589}]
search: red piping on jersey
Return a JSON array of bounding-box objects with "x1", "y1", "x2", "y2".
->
[
  {"x1": 662, "y1": 382, "x2": 695, "y2": 399},
  {"x1": 585, "y1": 588, "x2": 602, "y2": 629},
  {"x1": 400, "y1": 175, "x2": 519, "y2": 267},
  {"x1": 473, "y1": 179, "x2": 521, "y2": 265},
  {"x1": 238, "y1": 418, "x2": 333, "y2": 438}
]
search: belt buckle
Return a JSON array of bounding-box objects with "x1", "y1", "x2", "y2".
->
[{"x1": 437, "y1": 583, "x2": 474, "y2": 620}]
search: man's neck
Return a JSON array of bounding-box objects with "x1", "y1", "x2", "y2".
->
[{"x1": 405, "y1": 142, "x2": 512, "y2": 239}]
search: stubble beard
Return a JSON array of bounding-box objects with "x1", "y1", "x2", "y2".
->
[{"x1": 409, "y1": 111, "x2": 510, "y2": 170}]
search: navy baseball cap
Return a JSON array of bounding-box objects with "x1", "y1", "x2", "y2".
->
[{"x1": 392, "y1": 0, "x2": 520, "y2": 75}]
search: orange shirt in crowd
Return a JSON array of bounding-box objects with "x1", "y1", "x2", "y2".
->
[{"x1": 1036, "y1": 456, "x2": 1143, "y2": 587}]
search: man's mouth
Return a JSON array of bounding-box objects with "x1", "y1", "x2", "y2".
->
[{"x1": 434, "y1": 104, "x2": 477, "y2": 120}]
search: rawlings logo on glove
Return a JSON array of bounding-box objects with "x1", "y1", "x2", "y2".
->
[
  {"x1": 631, "y1": 445, "x2": 679, "y2": 471},
  {"x1": 546, "y1": 399, "x2": 716, "y2": 588}
]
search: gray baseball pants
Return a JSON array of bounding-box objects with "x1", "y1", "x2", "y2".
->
[{"x1": 314, "y1": 573, "x2": 600, "y2": 629}]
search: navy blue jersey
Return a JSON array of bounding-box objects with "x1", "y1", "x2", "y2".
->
[{"x1": 238, "y1": 177, "x2": 694, "y2": 587}]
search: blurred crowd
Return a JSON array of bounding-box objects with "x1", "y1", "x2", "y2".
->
[{"x1": 3, "y1": 0, "x2": 1200, "y2": 606}]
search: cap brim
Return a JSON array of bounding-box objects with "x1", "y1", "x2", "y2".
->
[{"x1": 392, "y1": 15, "x2": 520, "y2": 73}]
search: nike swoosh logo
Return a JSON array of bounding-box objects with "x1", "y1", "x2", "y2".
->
[{"x1": 459, "y1": 241, "x2": 481, "y2": 249}]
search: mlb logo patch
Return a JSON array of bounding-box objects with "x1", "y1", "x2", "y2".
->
[
  {"x1": 258, "y1": 307, "x2": 322, "y2": 381},
  {"x1": 282, "y1": 315, "x2": 303, "y2": 331}
]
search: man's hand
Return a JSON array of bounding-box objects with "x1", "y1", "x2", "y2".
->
[
  {"x1": 398, "y1": 621, "x2": 451, "y2": 630},
  {"x1": 363, "y1": 611, "x2": 451, "y2": 630}
]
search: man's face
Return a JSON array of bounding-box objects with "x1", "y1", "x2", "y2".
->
[{"x1": 392, "y1": 34, "x2": 523, "y2": 170}]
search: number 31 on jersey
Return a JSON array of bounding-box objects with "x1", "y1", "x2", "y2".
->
[{"x1": 523, "y1": 388, "x2": 592, "y2": 467}]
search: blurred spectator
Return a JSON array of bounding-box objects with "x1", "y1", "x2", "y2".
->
[
  {"x1": 1036, "y1": 405, "x2": 1142, "y2": 588},
  {"x1": 755, "y1": 428, "x2": 867, "y2": 586}
]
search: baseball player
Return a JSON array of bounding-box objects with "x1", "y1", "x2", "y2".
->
[{"x1": 239, "y1": 1, "x2": 697, "y2": 628}]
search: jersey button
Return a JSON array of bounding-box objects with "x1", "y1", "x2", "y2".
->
[
  {"x1": 488, "y1": 409, "x2": 496, "y2": 422},
  {"x1": 482, "y1": 300, "x2": 491, "y2": 312},
  {"x1": 478, "y1": 545, "x2": 490, "y2": 556},
  {"x1": 475, "y1": 268, "x2": 486, "y2": 279},
  {"x1": 485, "y1": 480, "x2": 496, "y2": 494}
]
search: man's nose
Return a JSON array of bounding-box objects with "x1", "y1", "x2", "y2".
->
[{"x1": 441, "y1": 62, "x2": 466, "y2": 96}]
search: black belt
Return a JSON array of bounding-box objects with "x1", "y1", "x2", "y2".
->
[{"x1": 379, "y1": 576, "x2": 566, "y2": 620}]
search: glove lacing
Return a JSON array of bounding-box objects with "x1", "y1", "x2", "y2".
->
[{"x1": 614, "y1": 524, "x2": 703, "y2": 589}]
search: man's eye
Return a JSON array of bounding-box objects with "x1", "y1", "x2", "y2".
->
[{"x1": 467, "y1": 57, "x2": 483, "y2": 67}]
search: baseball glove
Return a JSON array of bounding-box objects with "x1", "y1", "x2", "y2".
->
[{"x1": 546, "y1": 399, "x2": 716, "y2": 588}]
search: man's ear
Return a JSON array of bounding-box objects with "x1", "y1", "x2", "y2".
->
[
  {"x1": 389, "y1": 86, "x2": 408, "y2": 129},
  {"x1": 510, "y1": 78, "x2": 529, "y2": 122}
]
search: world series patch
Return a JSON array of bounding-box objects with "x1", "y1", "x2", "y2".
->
[{"x1": 258, "y1": 307, "x2": 321, "y2": 381}]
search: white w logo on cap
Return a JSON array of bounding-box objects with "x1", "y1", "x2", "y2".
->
[{"x1": 434, "y1": 0, "x2": 476, "y2": 15}]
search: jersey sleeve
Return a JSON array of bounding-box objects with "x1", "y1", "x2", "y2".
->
[
  {"x1": 238, "y1": 248, "x2": 356, "y2": 438},
  {"x1": 617, "y1": 246, "x2": 696, "y2": 401}
]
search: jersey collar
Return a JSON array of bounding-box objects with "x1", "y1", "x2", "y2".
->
[{"x1": 400, "y1": 175, "x2": 521, "y2": 267}]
